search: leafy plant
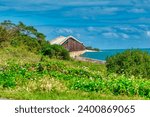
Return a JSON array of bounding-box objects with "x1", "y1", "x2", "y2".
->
[{"x1": 106, "y1": 49, "x2": 150, "y2": 79}]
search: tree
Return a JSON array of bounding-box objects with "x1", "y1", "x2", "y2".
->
[{"x1": 0, "y1": 20, "x2": 70, "y2": 60}]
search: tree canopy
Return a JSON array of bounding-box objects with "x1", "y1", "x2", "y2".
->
[{"x1": 0, "y1": 20, "x2": 70, "y2": 60}]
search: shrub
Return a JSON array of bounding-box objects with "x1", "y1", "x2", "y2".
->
[
  {"x1": 0, "y1": 72, "x2": 16, "y2": 88},
  {"x1": 71, "y1": 79, "x2": 104, "y2": 92},
  {"x1": 108, "y1": 76, "x2": 136, "y2": 96},
  {"x1": 106, "y1": 49, "x2": 150, "y2": 79},
  {"x1": 42, "y1": 44, "x2": 70, "y2": 60}
]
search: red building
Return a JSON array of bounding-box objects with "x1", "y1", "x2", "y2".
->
[{"x1": 50, "y1": 36, "x2": 85, "y2": 52}]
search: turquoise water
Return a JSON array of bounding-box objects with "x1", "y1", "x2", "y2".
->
[{"x1": 81, "y1": 48, "x2": 150, "y2": 61}]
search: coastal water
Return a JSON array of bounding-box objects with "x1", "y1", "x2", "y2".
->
[{"x1": 81, "y1": 48, "x2": 150, "y2": 61}]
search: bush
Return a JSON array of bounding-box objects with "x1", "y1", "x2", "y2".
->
[
  {"x1": 106, "y1": 49, "x2": 150, "y2": 79},
  {"x1": 42, "y1": 44, "x2": 70, "y2": 60},
  {"x1": 0, "y1": 71, "x2": 16, "y2": 88}
]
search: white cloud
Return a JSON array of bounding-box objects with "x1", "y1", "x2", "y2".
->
[
  {"x1": 147, "y1": 31, "x2": 150, "y2": 37},
  {"x1": 120, "y1": 33, "x2": 129, "y2": 39},
  {"x1": 0, "y1": 2, "x2": 62, "y2": 11},
  {"x1": 102, "y1": 31, "x2": 130, "y2": 39},
  {"x1": 137, "y1": 18, "x2": 150, "y2": 24},
  {"x1": 87, "y1": 27, "x2": 113, "y2": 32},
  {"x1": 1, "y1": 0, "x2": 150, "y2": 12},
  {"x1": 102, "y1": 7, "x2": 119, "y2": 14},
  {"x1": 115, "y1": 26, "x2": 142, "y2": 33},
  {"x1": 75, "y1": 33, "x2": 81, "y2": 38},
  {"x1": 58, "y1": 28, "x2": 73, "y2": 34},
  {"x1": 102, "y1": 32, "x2": 119, "y2": 38},
  {"x1": 64, "y1": 7, "x2": 120, "y2": 17},
  {"x1": 129, "y1": 8, "x2": 145, "y2": 13},
  {"x1": 0, "y1": 6, "x2": 9, "y2": 11},
  {"x1": 87, "y1": 27, "x2": 95, "y2": 31}
]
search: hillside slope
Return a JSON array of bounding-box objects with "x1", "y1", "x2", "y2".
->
[
  {"x1": 0, "y1": 46, "x2": 150, "y2": 100},
  {"x1": 0, "y1": 21, "x2": 149, "y2": 100}
]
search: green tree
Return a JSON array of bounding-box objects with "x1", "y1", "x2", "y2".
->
[{"x1": 0, "y1": 20, "x2": 70, "y2": 60}]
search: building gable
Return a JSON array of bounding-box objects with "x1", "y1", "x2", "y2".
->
[{"x1": 50, "y1": 36, "x2": 85, "y2": 52}]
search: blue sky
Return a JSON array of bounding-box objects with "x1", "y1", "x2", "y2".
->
[{"x1": 0, "y1": 0, "x2": 150, "y2": 49}]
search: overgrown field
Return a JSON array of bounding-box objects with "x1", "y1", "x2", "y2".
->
[{"x1": 0, "y1": 47, "x2": 150, "y2": 100}]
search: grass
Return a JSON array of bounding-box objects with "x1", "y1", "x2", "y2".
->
[
  {"x1": 0, "y1": 46, "x2": 41, "y2": 65},
  {"x1": 0, "y1": 89, "x2": 145, "y2": 100},
  {"x1": 0, "y1": 46, "x2": 150, "y2": 100}
]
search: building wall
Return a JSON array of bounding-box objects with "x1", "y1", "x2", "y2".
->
[{"x1": 62, "y1": 38, "x2": 85, "y2": 52}]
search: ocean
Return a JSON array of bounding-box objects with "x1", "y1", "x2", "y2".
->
[{"x1": 81, "y1": 48, "x2": 150, "y2": 61}]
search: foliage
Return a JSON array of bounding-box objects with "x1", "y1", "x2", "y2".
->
[
  {"x1": 0, "y1": 58, "x2": 149, "y2": 99},
  {"x1": 0, "y1": 26, "x2": 16, "y2": 43},
  {"x1": 106, "y1": 49, "x2": 150, "y2": 79},
  {"x1": 86, "y1": 46, "x2": 100, "y2": 51},
  {"x1": 41, "y1": 44, "x2": 70, "y2": 60},
  {"x1": 0, "y1": 20, "x2": 150, "y2": 99},
  {"x1": 0, "y1": 20, "x2": 70, "y2": 60}
]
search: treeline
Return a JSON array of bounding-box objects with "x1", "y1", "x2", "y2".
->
[
  {"x1": 86, "y1": 46, "x2": 100, "y2": 51},
  {"x1": 0, "y1": 20, "x2": 70, "y2": 60}
]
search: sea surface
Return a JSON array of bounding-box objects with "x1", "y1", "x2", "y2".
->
[{"x1": 81, "y1": 48, "x2": 150, "y2": 61}]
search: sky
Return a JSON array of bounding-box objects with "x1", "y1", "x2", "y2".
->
[{"x1": 0, "y1": 0, "x2": 150, "y2": 49}]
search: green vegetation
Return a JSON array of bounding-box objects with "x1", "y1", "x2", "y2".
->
[
  {"x1": 0, "y1": 20, "x2": 70, "y2": 60},
  {"x1": 0, "y1": 56, "x2": 149, "y2": 99},
  {"x1": 0, "y1": 21, "x2": 150, "y2": 100},
  {"x1": 85, "y1": 46, "x2": 100, "y2": 51},
  {"x1": 42, "y1": 44, "x2": 70, "y2": 60},
  {"x1": 106, "y1": 49, "x2": 150, "y2": 79}
]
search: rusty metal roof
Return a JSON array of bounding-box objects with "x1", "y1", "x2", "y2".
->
[{"x1": 50, "y1": 36, "x2": 83, "y2": 45}]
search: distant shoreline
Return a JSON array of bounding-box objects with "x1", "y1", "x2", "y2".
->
[
  {"x1": 69, "y1": 50, "x2": 105, "y2": 64},
  {"x1": 80, "y1": 48, "x2": 150, "y2": 62}
]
